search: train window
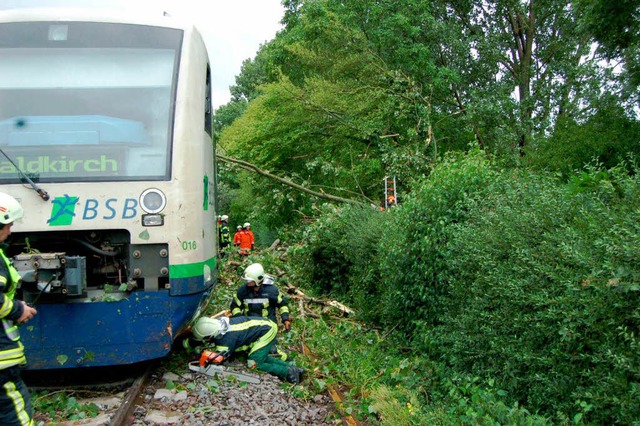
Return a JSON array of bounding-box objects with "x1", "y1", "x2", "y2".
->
[
  {"x1": 205, "y1": 65, "x2": 212, "y2": 136},
  {"x1": 0, "y1": 22, "x2": 183, "y2": 182}
]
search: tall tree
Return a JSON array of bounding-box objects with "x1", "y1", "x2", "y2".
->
[
  {"x1": 428, "y1": 0, "x2": 604, "y2": 155},
  {"x1": 325, "y1": 0, "x2": 607, "y2": 155},
  {"x1": 574, "y1": 0, "x2": 640, "y2": 100},
  {"x1": 217, "y1": 0, "x2": 628, "y2": 228}
]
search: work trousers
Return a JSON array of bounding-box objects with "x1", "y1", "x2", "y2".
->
[
  {"x1": 0, "y1": 366, "x2": 34, "y2": 426},
  {"x1": 243, "y1": 322, "x2": 291, "y2": 380},
  {"x1": 248, "y1": 341, "x2": 291, "y2": 380}
]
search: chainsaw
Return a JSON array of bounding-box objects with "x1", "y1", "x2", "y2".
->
[{"x1": 188, "y1": 360, "x2": 261, "y2": 384}]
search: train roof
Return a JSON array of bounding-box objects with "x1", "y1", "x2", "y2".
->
[{"x1": 0, "y1": 7, "x2": 196, "y2": 31}]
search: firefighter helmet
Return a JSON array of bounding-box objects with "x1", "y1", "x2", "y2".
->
[
  {"x1": 0, "y1": 193, "x2": 23, "y2": 225},
  {"x1": 243, "y1": 222, "x2": 251, "y2": 228},
  {"x1": 192, "y1": 317, "x2": 222, "y2": 341},
  {"x1": 243, "y1": 263, "x2": 265, "y2": 286},
  {"x1": 221, "y1": 215, "x2": 229, "y2": 221}
]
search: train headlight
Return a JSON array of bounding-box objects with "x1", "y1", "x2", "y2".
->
[{"x1": 140, "y1": 188, "x2": 166, "y2": 214}]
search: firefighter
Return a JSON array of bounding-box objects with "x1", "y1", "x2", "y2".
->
[
  {"x1": 233, "y1": 225, "x2": 242, "y2": 248},
  {"x1": 218, "y1": 215, "x2": 231, "y2": 255},
  {"x1": 230, "y1": 263, "x2": 291, "y2": 360},
  {"x1": 216, "y1": 215, "x2": 222, "y2": 246},
  {"x1": 192, "y1": 315, "x2": 304, "y2": 384},
  {"x1": 243, "y1": 222, "x2": 255, "y2": 250},
  {"x1": 237, "y1": 223, "x2": 253, "y2": 256},
  {"x1": 0, "y1": 193, "x2": 37, "y2": 426}
]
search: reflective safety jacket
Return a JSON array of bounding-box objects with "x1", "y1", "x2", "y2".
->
[
  {"x1": 0, "y1": 248, "x2": 26, "y2": 370},
  {"x1": 220, "y1": 222, "x2": 231, "y2": 244},
  {"x1": 211, "y1": 316, "x2": 277, "y2": 358},
  {"x1": 230, "y1": 276, "x2": 290, "y2": 324}
]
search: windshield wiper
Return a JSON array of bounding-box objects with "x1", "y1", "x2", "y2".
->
[{"x1": 0, "y1": 148, "x2": 50, "y2": 201}]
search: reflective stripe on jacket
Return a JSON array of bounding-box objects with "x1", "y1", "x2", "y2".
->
[
  {"x1": 230, "y1": 278, "x2": 290, "y2": 323},
  {"x1": 0, "y1": 249, "x2": 26, "y2": 369},
  {"x1": 212, "y1": 316, "x2": 277, "y2": 358},
  {"x1": 220, "y1": 224, "x2": 231, "y2": 244}
]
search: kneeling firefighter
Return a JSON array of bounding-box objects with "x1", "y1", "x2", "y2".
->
[{"x1": 191, "y1": 315, "x2": 304, "y2": 384}]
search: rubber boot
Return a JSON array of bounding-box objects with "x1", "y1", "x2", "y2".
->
[{"x1": 286, "y1": 366, "x2": 301, "y2": 384}]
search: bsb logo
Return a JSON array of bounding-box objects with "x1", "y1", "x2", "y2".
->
[{"x1": 48, "y1": 195, "x2": 138, "y2": 227}]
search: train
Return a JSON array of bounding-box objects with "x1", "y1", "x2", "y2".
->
[{"x1": 0, "y1": 7, "x2": 218, "y2": 369}]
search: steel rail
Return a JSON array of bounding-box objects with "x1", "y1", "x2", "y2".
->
[
  {"x1": 109, "y1": 365, "x2": 153, "y2": 426},
  {"x1": 302, "y1": 342, "x2": 362, "y2": 426}
]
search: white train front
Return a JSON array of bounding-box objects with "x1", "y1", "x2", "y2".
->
[{"x1": 0, "y1": 7, "x2": 218, "y2": 369}]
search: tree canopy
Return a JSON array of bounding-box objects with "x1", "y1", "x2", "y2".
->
[{"x1": 215, "y1": 0, "x2": 639, "y2": 228}]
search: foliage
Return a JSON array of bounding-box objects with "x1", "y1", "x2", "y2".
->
[
  {"x1": 211, "y1": 0, "x2": 640, "y2": 422},
  {"x1": 527, "y1": 99, "x2": 640, "y2": 176},
  {"x1": 295, "y1": 151, "x2": 640, "y2": 423},
  {"x1": 213, "y1": 100, "x2": 247, "y2": 141},
  {"x1": 574, "y1": 0, "x2": 640, "y2": 91},
  {"x1": 291, "y1": 203, "x2": 385, "y2": 313},
  {"x1": 32, "y1": 391, "x2": 100, "y2": 422},
  {"x1": 299, "y1": 314, "x2": 549, "y2": 425},
  {"x1": 429, "y1": 162, "x2": 640, "y2": 424},
  {"x1": 293, "y1": 148, "x2": 496, "y2": 327},
  {"x1": 216, "y1": 0, "x2": 636, "y2": 240},
  {"x1": 374, "y1": 148, "x2": 498, "y2": 329}
]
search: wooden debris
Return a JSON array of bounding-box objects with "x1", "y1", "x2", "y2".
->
[
  {"x1": 267, "y1": 239, "x2": 280, "y2": 251},
  {"x1": 286, "y1": 284, "x2": 354, "y2": 317},
  {"x1": 297, "y1": 299, "x2": 319, "y2": 319}
]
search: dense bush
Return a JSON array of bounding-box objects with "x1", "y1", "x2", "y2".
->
[
  {"x1": 295, "y1": 149, "x2": 497, "y2": 326},
  {"x1": 296, "y1": 151, "x2": 640, "y2": 423},
  {"x1": 433, "y1": 164, "x2": 640, "y2": 423},
  {"x1": 292, "y1": 203, "x2": 387, "y2": 321},
  {"x1": 373, "y1": 149, "x2": 498, "y2": 331},
  {"x1": 528, "y1": 102, "x2": 640, "y2": 177}
]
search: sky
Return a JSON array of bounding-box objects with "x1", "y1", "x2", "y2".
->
[
  {"x1": 166, "y1": 0, "x2": 285, "y2": 108},
  {"x1": 0, "y1": 0, "x2": 285, "y2": 109}
]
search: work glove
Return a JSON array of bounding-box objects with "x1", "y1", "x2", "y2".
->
[
  {"x1": 182, "y1": 338, "x2": 204, "y2": 355},
  {"x1": 199, "y1": 350, "x2": 224, "y2": 367},
  {"x1": 284, "y1": 320, "x2": 291, "y2": 332}
]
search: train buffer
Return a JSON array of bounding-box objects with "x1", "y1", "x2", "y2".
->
[{"x1": 188, "y1": 361, "x2": 261, "y2": 384}]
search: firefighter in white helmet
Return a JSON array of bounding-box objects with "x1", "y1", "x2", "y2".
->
[
  {"x1": 236, "y1": 222, "x2": 253, "y2": 256},
  {"x1": 243, "y1": 222, "x2": 255, "y2": 250},
  {"x1": 0, "y1": 192, "x2": 38, "y2": 425},
  {"x1": 230, "y1": 263, "x2": 291, "y2": 359},
  {"x1": 233, "y1": 225, "x2": 243, "y2": 249},
  {"x1": 191, "y1": 315, "x2": 304, "y2": 384},
  {"x1": 231, "y1": 263, "x2": 291, "y2": 329},
  {"x1": 218, "y1": 215, "x2": 231, "y2": 256}
]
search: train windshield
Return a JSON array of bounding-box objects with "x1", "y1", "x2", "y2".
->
[{"x1": 0, "y1": 21, "x2": 182, "y2": 182}]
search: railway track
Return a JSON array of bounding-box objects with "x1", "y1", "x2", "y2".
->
[
  {"x1": 26, "y1": 362, "x2": 154, "y2": 425},
  {"x1": 28, "y1": 355, "x2": 339, "y2": 425},
  {"x1": 109, "y1": 366, "x2": 153, "y2": 426}
]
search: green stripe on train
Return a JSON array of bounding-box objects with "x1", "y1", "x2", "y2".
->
[{"x1": 169, "y1": 257, "x2": 217, "y2": 279}]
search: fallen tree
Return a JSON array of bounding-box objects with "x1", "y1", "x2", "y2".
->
[{"x1": 218, "y1": 154, "x2": 371, "y2": 208}]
